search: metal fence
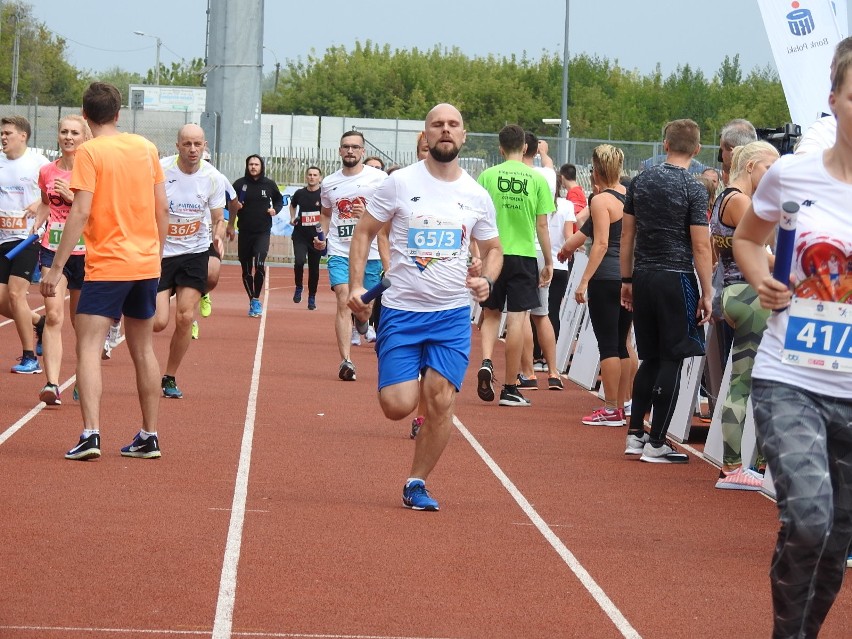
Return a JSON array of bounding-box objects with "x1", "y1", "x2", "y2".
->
[{"x1": 4, "y1": 102, "x2": 721, "y2": 262}]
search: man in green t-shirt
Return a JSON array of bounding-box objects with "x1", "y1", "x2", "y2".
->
[{"x1": 476, "y1": 125, "x2": 553, "y2": 407}]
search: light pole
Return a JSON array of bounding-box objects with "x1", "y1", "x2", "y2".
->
[
  {"x1": 133, "y1": 30, "x2": 162, "y2": 85},
  {"x1": 558, "y1": 0, "x2": 570, "y2": 165},
  {"x1": 263, "y1": 45, "x2": 280, "y2": 91}
]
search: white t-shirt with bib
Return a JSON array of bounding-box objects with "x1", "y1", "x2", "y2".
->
[
  {"x1": 0, "y1": 148, "x2": 49, "y2": 243},
  {"x1": 752, "y1": 151, "x2": 852, "y2": 398},
  {"x1": 369, "y1": 161, "x2": 499, "y2": 312},
  {"x1": 160, "y1": 155, "x2": 226, "y2": 258},
  {"x1": 320, "y1": 164, "x2": 386, "y2": 260}
]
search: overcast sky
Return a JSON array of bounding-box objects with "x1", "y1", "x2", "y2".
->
[{"x1": 29, "y1": 0, "x2": 789, "y2": 80}]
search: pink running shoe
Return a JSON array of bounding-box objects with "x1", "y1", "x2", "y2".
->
[
  {"x1": 582, "y1": 407, "x2": 624, "y2": 427},
  {"x1": 715, "y1": 467, "x2": 764, "y2": 491}
]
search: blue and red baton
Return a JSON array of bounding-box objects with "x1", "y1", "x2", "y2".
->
[
  {"x1": 355, "y1": 276, "x2": 391, "y2": 335},
  {"x1": 315, "y1": 225, "x2": 328, "y2": 256},
  {"x1": 3, "y1": 233, "x2": 39, "y2": 261},
  {"x1": 238, "y1": 184, "x2": 247, "y2": 203},
  {"x1": 772, "y1": 201, "x2": 798, "y2": 311}
]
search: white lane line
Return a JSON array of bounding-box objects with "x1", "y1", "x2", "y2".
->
[
  {"x1": 0, "y1": 626, "x2": 454, "y2": 639},
  {"x1": 0, "y1": 377, "x2": 77, "y2": 447},
  {"x1": 211, "y1": 271, "x2": 270, "y2": 639},
  {"x1": 453, "y1": 415, "x2": 642, "y2": 639}
]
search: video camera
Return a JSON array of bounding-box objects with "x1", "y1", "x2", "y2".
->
[{"x1": 756, "y1": 123, "x2": 801, "y2": 156}]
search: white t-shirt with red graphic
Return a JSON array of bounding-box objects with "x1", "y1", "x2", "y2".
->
[
  {"x1": 160, "y1": 155, "x2": 226, "y2": 258},
  {"x1": 369, "y1": 161, "x2": 499, "y2": 312},
  {"x1": 320, "y1": 164, "x2": 386, "y2": 260},
  {"x1": 752, "y1": 151, "x2": 852, "y2": 397}
]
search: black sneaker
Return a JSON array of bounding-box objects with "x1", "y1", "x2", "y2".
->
[
  {"x1": 547, "y1": 376, "x2": 564, "y2": 391},
  {"x1": 499, "y1": 385, "x2": 531, "y2": 407},
  {"x1": 477, "y1": 359, "x2": 495, "y2": 402},
  {"x1": 517, "y1": 374, "x2": 539, "y2": 391},
  {"x1": 307, "y1": 296, "x2": 316, "y2": 310},
  {"x1": 293, "y1": 286, "x2": 303, "y2": 303},
  {"x1": 65, "y1": 433, "x2": 100, "y2": 460},
  {"x1": 120, "y1": 431, "x2": 161, "y2": 459},
  {"x1": 338, "y1": 359, "x2": 356, "y2": 381}
]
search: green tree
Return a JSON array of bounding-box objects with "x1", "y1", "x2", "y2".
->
[
  {"x1": 144, "y1": 57, "x2": 206, "y2": 87},
  {"x1": 0, "y1": 1, "x2": 87, "y2": 106}
]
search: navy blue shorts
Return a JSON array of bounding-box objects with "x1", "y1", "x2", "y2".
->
[
  {"x1": 376, "y1": 306, "x2": 471, "y2": 391},
  {"x1": 76, "y1": 278, "x2": 159, "y2": 320},
  {"x1": 40, "y1": 248, "x2": 86, "y2": 290}
]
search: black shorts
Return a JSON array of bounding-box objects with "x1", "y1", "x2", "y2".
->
[
  {"x1": 0, "y1": 239, "x2": 39, "y2": 283},
  {"x1": 481, "y1": 254, "x2": 539, "y2": 313},
  {"x1": 157, "y1": 251, "x2": 208, "y2": 294},
  {"x1": 40, "y1": 247, "x2": 86, "y2": 290},
  {"x1": 208, "y1": 242, "x2": 222, "y2": 260},
  {"x1": 632, "y1": 270, "x2": 705, "y2": 360}
]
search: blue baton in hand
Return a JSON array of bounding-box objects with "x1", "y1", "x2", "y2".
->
[
  {"x1": 355, "y1": 276, "x2": 391, "y2": 335},
  {"x1": 315, "y1": 225, "x2": 328, "y2": 256},
  {"x1": 772, "y1": 201, "x2": 798, "y2": 311},
  {"x1": 3, "y1": 234, "x2": 39, "y2": 261}
]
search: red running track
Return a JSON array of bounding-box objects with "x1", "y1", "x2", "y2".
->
[{"x1": 0, "y1": 263, "x2": 850, "y2": 638}]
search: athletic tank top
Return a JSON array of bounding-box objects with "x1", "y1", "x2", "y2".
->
[
  {"x1": 709, "y1": 186, "x2": 745, "y2": 286},
  {"x1": 580, "y1": 188, "x2": 624, "y2": 281}
]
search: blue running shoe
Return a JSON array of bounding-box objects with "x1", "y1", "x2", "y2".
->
[
  {"x1": 34, "y1": 316, "x2": 45, "y2": 356},
  {"x1": 402, "y1": 479, "x2": 439, "y2": 511},
  {"x1": 293, "y1": 286, "x2": 303, "y2": 303},
  {"x1": 120, "y1": 431, "x2": 161, "y2": 459},
  {"x1": 307, "y1": 296, "x2": 316, "y2": 310},
  {"x1": 65, "y1": 433, "x2": 100, "y2": 460},
  {"x1": 162, "y1": 375, "x2": 183, "y2": 399},
  {"x1": 248, "y1": 298, "x2": 262, "y2": 317},
  {"x1": 11, "y1": 355, "x2": 42, "y2": 374}
]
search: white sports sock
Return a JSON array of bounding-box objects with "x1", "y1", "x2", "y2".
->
[
  {"x1": 139, "y1": 429, "x2": 157, "y2": 439},
  {"x1": 82, "y1": 429, "x2": 99, "y2": 438},
  {"x1": 406, "y1": 477, "x2": 425, "y2": 486}
]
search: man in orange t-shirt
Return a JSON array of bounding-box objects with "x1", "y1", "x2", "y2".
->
[{"x1": 41, "y1": 82, "x2": 168, "y2": 462}]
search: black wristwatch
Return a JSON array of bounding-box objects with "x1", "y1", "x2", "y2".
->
[
  {"x1": 621, "y1": 277, "x2": 633, "y2": 284},
  {"x1": 482, "y1": 275, "x2": 494, "y2": 294}
]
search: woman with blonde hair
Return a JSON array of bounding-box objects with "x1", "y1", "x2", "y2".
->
[
  {"x1": 33, "y1": 114, "x2": 92, "y2": 405},
  {"x1": 558, "y1": 144, "x2": 631, "y2": 426},
  {"x1": 710, "y1": 140, "x2": 779, "y2": 490}
]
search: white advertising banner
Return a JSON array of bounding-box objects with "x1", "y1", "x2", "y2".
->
[
  {"x1": 757, "y1": 0, "x2": 842, "y2": 124},
  {"x1": 831, "y1": 0, "x2": 849, "y2": 37}
]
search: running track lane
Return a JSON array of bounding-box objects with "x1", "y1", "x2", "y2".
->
[{"x1": 0, "y1": 264, "x2": 850, "y2": 638}]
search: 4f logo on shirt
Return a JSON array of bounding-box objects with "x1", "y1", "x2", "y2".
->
[
  {"x1": 411, "y1": 197, "x2": 421, "y2": 202},
  {"x1": 497, "y1": 176, "x2": 528, "y2": 196},
  {"x1": 801, "y1": 199, "x2": 817, "y2": 207}
]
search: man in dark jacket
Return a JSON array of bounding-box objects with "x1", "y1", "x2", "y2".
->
[{"x1": 226, "y1": 154, "x2": 284, "y2": 317}]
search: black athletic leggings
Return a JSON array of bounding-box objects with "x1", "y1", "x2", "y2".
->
[
  {"x1": 238, "y1": 232, "x2": 269, "y2": 300},
  {"x1": 587, "y1": 279, "x2": 632, "y2": 359},
  {"x1": 292, "y1": 233, "x2": 321, "y2": 296}
]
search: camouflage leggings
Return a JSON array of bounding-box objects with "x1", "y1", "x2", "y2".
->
[
  {"x1": 720, "y1": 282, "x2": 769, "y2": 467},
  {"x1": 752, "y1": 379, "x2": 852, "y2": 639}
]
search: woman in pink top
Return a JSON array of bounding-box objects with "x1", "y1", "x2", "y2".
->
[{"x1": 33, "y1": 115, "x2": 91, "y2": 406}]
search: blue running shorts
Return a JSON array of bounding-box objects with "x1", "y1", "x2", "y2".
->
[
  {"x1": 376, "y1": 306, "x2": 471, "y2": 391},
  {"x1": 76, "y1": 278, "x2": 158, "y2": 320},
  {"x1": 327, "y1": 255, "x2": 382, "y2": 290}
]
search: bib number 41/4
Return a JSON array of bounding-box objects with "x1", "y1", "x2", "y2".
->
[{"x1": 783, "y1": 297, "x2": 852, "y2": 372}]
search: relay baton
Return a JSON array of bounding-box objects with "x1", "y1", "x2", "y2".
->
[
  {"x1": 315, "y1": 225, "x2": 328, "y2": 256},
  {"x1": 3, "y1": 233, "x2": 39, "y2": 261},
  {"x1": 772, "y1": 201, "x2": 798, "y2": 311},
  {"x1": 238, "y1": 184, "x2": 247, "y2": 203},
  {"x1": 355, "y1": 277, "x2": 391, "y2": 335}
]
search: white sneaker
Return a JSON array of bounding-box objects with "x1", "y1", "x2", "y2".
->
[
  {"x1": 108, "y1": 320, "x2": 121, "y2": 348},
  {"x1": 640, "y1": 441, "x2": 689, "y2": 464},
  {"x1": 351, "y1": 326, "x2": 361, "y2": 346},
  {"x1": 365, "y1": 326, "x2": 377, "y2": 343},
  {"x1": 101, "y1": 339, "x2": 112, "y2": 360}
]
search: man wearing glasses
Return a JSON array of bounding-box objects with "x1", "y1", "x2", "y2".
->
[{"x1": 315, "y1": 131, "x2": 387, "y2": 381}]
